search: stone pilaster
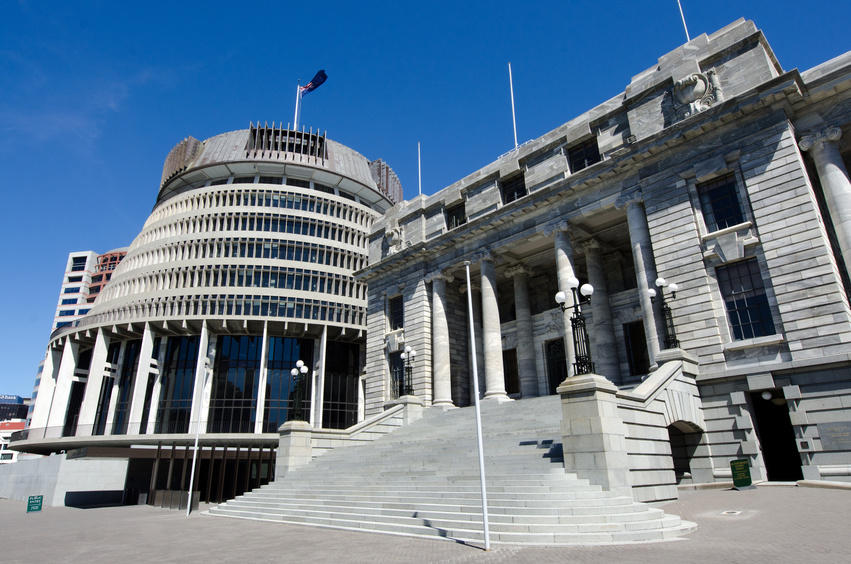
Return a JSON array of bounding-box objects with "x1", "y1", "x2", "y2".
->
[
  {"x1": 583, "y1": 239, "x2": 620, "y2": 380},
  {"x1": 619, "y1": 190, "x2": 661, "y2": 368},
  {"x1": 428, "y1": 272, "x2": 454, "y2": 407},
  {"x1": 505, "y1": 265, "x2": 538, "y2": 397},
  {"x1": 553, "y1": 226, "x2": 578, "y2": 377},
  {"x1": 480, "y1": 254, "x2": 509, "y2": 401},
  {"x1": 799, "y1": 126, "x2": 851, "y2": 276}
]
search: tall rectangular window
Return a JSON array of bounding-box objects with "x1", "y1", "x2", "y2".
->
[
  {"x1": 567, "y1": 138, "x2": 601, "y2": 173},
  {"x1": 698, "y1": 174, "x2": 744, "y2": 232},
  {"x1": 445, "y1": 202, "x2": 467, "y2": 230},
  {"x1": 388, "y1": 295, "x2": 404, "y2": 330},
  {"x1": 717, "y1": 258, "x2": 775, "y2": 340},
  {"x1": 499, "y1": 174, "x2": 527, "y2": 204}
]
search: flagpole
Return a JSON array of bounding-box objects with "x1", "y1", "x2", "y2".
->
[
  {"x1": 508, "y1": 62, "x2": 518, "y2": 150},
  {"x1": 293, "y1": 81, "x2": 301, "y2": 131},
  {"x1": 465, "y1": 260, "x2": 490, "y2": 551},
  {"x1": 417, "y1": 141, "x2": 422, "y2": 196},
  {"x1": 677, "y1": 0, "x2": 690, "y2": 41}
]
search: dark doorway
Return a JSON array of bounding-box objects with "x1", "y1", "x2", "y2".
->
[
  {"x1": 749, "y1": 390, "x2": 803, "y2": 481},
  {"x1": 545, "y1": 339, "x2": 567, "y2": 395},
  {"x1": 502, "y1": 349, "x2": 519, "y2": 395},
  {"x1": 125, "y1": 458, "x2": 153, "y2": 504},
  {"x1": 623, "y1": 321, "x2": 650, "y2": 378},
  {"x1": 63, "y1": 380, "x2": 87, "y2": 437}
]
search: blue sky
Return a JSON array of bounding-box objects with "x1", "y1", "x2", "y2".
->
[{"x1": 0, "y1": 1, "x2": 848, "y2": 396}]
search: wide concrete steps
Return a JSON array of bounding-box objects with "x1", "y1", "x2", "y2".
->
[{"x1": 209, "y1": 396, "x2": 696, "y2": 545}]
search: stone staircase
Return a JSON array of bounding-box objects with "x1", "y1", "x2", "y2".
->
[{"x1": 208, "y1": 396, "x2": 696, "y2": 545}]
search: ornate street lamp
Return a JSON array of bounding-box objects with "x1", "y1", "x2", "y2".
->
[
  {"x1": 399, "y1": 345, "x2": 416, "y2": 396},
  {"x1": 555, "y1": 276, "x2": 595, "y2": 375},
  {"x1": 650, "y1": 277, "x2": 679, "y2": 349},
  {"x1": 288, "y1": 360, "x2": 310, "y2": 421}
]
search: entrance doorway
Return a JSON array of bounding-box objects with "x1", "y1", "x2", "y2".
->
[
  {"x1": 623, "y1": 321, "x2": 650, "y2": 379},
  {"x1": 749, "y1": 390, "x2": 803, "y2": 481},
  {"x1": 545, "y1": 339, "x2": 567, "y2": 395}
]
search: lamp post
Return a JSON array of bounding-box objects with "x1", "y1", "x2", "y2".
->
[
  {"x1": 399, "y1": 345, "x2": 416, "y2": 396},
  {"x1": 651, "y1": 277, "x2": 679, "y2": 349},
  {"x1": 555, "y1": 276, "x2": 595, "y2": 375},
  {"x1": 289, "y1": 360, "x2": 310, "y2": 422}
]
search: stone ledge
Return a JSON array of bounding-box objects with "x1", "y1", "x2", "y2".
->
[{"x1": 722, "y1": 333, "x2": 785, "y2": 352}]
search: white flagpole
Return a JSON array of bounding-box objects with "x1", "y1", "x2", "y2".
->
[
  {"x1": 677, "y1": 0, "x2": 691, "y2": 41},
  {"x1": 293, "y1": 82, "x2": 301, "y2": 131},
  {"x1": 417, "y1": 142, "x2": 422, "y2": 196},
  {"x1": 464, "y1": 260, "x2": 490, "y2": 550},
  {"x1": 508, "y1": 62, "x2": 518, "y2": 150}
]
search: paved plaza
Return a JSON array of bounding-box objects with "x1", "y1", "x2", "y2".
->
[{"x1": 1, "y1": 484, "x2": 849, "y2": 563}]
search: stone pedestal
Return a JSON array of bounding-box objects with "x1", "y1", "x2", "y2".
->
[
  {"x1": 383, "y1": 394, "x2": 426, "y2": 423},
  {"x1": 276, "y1": 420, "x2": 313, "y2": 479},
  {"x1": 557, "y1": 373, "x2": 633, "y2": 498}
]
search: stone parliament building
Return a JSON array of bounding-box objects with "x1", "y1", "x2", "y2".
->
[{"x1": 4, "y1": 18, "x2": 851, "y2": 542}]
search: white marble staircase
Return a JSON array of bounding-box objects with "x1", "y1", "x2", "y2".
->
[{"x1": 208, "y1": 396, "x2": 696, "y2": 545}]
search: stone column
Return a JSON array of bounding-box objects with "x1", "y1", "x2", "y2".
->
[
  {"x1": 189, "y1": 323, "x2": 211, "y2": 434},
  {"x1": 619, "y1": 191, "x2": 661, "y2": 369},
  {"x1": 799, "y1": 126, "x2": 851, "y2": 274},
  {"x1": 583, "y1": 239, "x2": 620, "y2": 379},
  {"x1": 506, "y1": 265, "x2": 538, "y2": 397},
  {"x1": 429, "y1": 273, "x2": 454, "y2": 407},
  {"x1": 554, "y1": 227, "x2": 578, "y2": 377},
  {"x1": 480, "y1": 254, "x2": 509, "y2": 401},
  {"x1": 29, "y1": 347, "x2": 61, "y2": 432},
  {"x1": 78, "y1": 328, "x2": 110, "y2": 436},
  {"x1": 127, "y1": 323, "x2": 155, "y2": 434},
  {"x1": 46, "y1": 338, "x2": 79, "y2": 434},
  {"x1": 315, "y1": 325, "x2": 328, "y2": 427},
  {"x1": 254, "y1": 321, "x2": 269, "y2": 433}
]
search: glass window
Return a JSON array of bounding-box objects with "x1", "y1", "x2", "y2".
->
[
  {"x1": 499, "y1": 174, "x2": 526, "y2": 204},
  {"x1": 68, "y1": 276, "x2": 83, "y2": 283},
  {"x1": 567, "y1": 138, "x2": 601, "y2": 173},
  {"x1": 717, "y1": 258, "x2": 776, "y2": 340},
  {"x1": 77, "y1": 308, "x2": 90, "y2": 315},
  {"x1": 445, "y1": 202, "x2": 467, "y2": 229},
  {"x1": 698, "y1": 174, "x2": 745, "y2": 232},
  {"x1": 64, "y1": 287, "x2": 79, "y2": 294},
  {"x1": 58, "y1": 310, "x2": 76, "y2": 317},
  {"x1": 388, "y1": 295, "x2": 404, "y2": 330},
  {"x1": 61, "y1": 298, "x2": 77, "y2": 305},
  {"x1": 71, "y1": 256, "x2": 87, "y2": 272}
]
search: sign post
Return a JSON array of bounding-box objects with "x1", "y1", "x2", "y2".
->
[
  {"x1": 730, "y1": 459, "x2": 754, "y2": 490},
  {"x1": 27, "y1": 495, "x2": 43, "y2": 513}
]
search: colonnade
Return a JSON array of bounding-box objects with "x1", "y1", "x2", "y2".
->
[
  {"x1": 427, "y1": 196, "x2": 663, "y2": 407},
  {"x1": 31, "y1": 322, "x2": 335, "y2": 439}
]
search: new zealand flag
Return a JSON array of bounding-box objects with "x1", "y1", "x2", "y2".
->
[{"x1": 299, "y1": 70, "x2": 328, "y2": 96}]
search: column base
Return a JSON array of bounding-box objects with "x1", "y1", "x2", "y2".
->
[
  {"x1": 431, "y1": 400, "x2": 456, "y2": 410},
  {"x1": 482, "y1": 392, "x2": 514, "y2": 403}
]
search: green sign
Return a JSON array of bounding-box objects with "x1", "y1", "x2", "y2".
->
[
  {"x1": 27, "y1": 495, "x2": 43, "y2": 513},
  {"x1": 730, "y1": 459, "x2": 752, "y2": 489}
]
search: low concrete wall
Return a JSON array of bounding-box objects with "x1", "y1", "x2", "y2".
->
[{"x1": 0, "y1": 454, "x2": 128, "y2": 507}]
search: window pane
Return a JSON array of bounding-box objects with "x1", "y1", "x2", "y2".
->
[{"x1": 717, "y1": 259, "x2": 775, "y2": 340}]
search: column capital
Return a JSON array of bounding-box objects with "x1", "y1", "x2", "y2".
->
[
  {"x1": 798, "y1": 126, "x2": 842, "y2": 152},
  {"x1": 504, "y1": 264, "x2": 530, "y2": 278},
  {"x1": 425, "y1": 271, "x2": 452, "y2": 284},
  {"x1": 544, "y1": 221, "x2": 571, "y2": 236},
  {"x1": 472, "y1": 249, "x2": 494, "y2": 264},
  {"x1": 615, "y1": 187, "x2": 643, "y2": 210},
  {"x1": 582, "y1": 238, "x2": 602, "y2": 252}
]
